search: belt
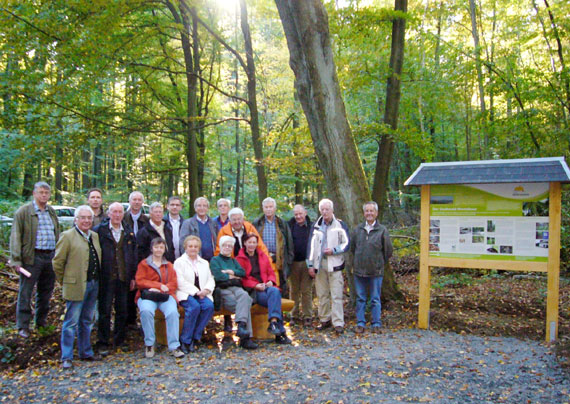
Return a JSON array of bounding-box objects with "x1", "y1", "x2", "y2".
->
[{"x1": 35, "y1": 249, "x2": 54, "y2": 254}]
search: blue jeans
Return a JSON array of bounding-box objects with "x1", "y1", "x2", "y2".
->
[
  {"x1": 61, "y1": 280, "x2": 98, "y2": 361},
  {"x1": 138, "y1": 295, "x2": 180, "y2": 350},
  {"x1": 255, "y1": 287, "x2": 285, "y2": 333},
  {"x1": 354, "y1": 275, "x2": 383, "y2": 328},
  {"x1": 179, "y1": 296, "x2": 214, "y2": 344}
]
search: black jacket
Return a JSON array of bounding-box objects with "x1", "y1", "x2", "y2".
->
[
  {"x1": 94, "y1": 218, "x2": 138, "y2": 282},
  {"x1": 136, "y1": 219, "x2": 175, "y2": 263}
]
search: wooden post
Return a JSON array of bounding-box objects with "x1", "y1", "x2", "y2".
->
[
  {"x1": 546, "y1": 182, "x2": 561, "y2": 342},
  {"x1": 418, "y1": 185, "x2": 431, "y2": 329}
]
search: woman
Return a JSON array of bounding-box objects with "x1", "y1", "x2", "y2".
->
[
  {"x1": 135, "y1": 237, "x2": 185, "y2": 359},
  {"x1": 236, "y1": 233, "x2": 291, "y2": 344},
  {"x1": 174, "y1": 236, "x2": 215, "y2": 354},
  {"x1": 210, "y1": 236, "x2": 258, "y2": 350}
]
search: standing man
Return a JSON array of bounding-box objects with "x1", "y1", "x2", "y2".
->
[
  {"x1": 252, "y1": 197, "x2": 293, "y2": 293},
  {"x1": 351, "y1": 201, "x2": 393, "y2": 334},
  {"x1": 124, "y1": 191, "x2": 148, "y2": 237},
  {"x1": 52, "y1": 205, "x2": 102, "y2": 369},
  {"x1": 94, "y1": 202, "x2": 137, "y2": 354},
  {"x1": 165, "y1": 196, "x2": 184, "y2": 259},
  {"x1": 214, "y1": 198, "x2": 231, "y2": 231},
  {"x1": 179, "y1": 197, "x2": 218, "y2": 262},
  {"x1": 87, "y1": 188, "x2": 107, "y2": 228},
  {"x1": 10, "y1": 182, "x2": 60, "y2": 339},
  {"x1": 215, "y1": 208, "x2": 270, "y2": 258},
  {"x1": 287, "y1": 204, "x2": 313, "y2": 327},
  {"x1": 137, "y1": 202, "x2": 175, "y2": 263},
  {"x1": 307, "y1": 199, "x2": 350, "y2": 334}
]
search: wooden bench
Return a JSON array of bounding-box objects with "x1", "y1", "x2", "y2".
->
[{"x1": 154, "y1": 298, "x2": 294, "y2": 345}]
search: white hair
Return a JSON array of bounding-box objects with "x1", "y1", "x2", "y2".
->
[
  {"x1": 107, "y1": 202, "x2": 124, "y2": 213},
  {"x1": 262, "y1": 197, "x2": 276, "y2": 207},
  {"x1": 128, "y1": 191, "x2": 144, "y2": 202},
  {"x1": 363, "y1": 201, "x2": 378, "y2": 212},
  {"x1": 217, "y1": 198, "x2": 232, "y2": 208},
  {"x1": 318, "y1": 199, "x2": 334, "y2": 212},
  {"x1": 149, "y1": 202, "x2": 163, "y2": 212},
  {"x1": 194, "y1": 197, "x2": 209, "y2": 209},
  {"x1": 74, "y1": 205, "x2": 94, "y2": 220},
  {"x1": 228, "y1": 207, "x2": 244, "y2": 220},
  {"x1": 219, "y1": 235, "x2": 236, "y2": 248},
  {"x1": 293, "y1": 204, "x2": 306, "y2": 213}
]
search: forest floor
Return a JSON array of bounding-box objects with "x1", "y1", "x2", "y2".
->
[{"x1": 1, "y1": 256, "x2": 570, "y2": 402}]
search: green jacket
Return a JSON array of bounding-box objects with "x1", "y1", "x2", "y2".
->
[
  {"x1": 52, "y1": 228, "x2": 102, "y2": 301},
  {"x1": 10, "y1": 202, "x2": 60, "y2": 268},
  {"x1": 350, "y1": 221, "x2": 393, "y2": 278}
]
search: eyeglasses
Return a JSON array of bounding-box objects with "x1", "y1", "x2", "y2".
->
[{"x1": 77, "y1": 216, "x2": 93, "y2": 221}]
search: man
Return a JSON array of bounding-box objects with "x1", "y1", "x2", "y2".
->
[
  {"x1": 307, "y1": 199, "x2": 350, "y2": 334},
  {"x1": 123, "y1": 190, "x2": 149, "y2": 327},
  {"x1": 215, "y1": 208, "x2": 270, "y2": 258},
  {"x1": 87, "y1": 188, "x2": 107, "y2": 228},
  {"x1": 165, "y1": 196, "x2": 184, "y2": 259},
  {"x1": 287, "y1": 204, "x2": 313, "y2": 327},
  {"x1": 52, "y1": 205, "x2": 102, "y2": 369},
  {"x1": 94, "y1": 202, "x2": 137, "y2": 354},
  {"x1": 10, "y1": 181, "x2": 60, "y2": 339},
  {"x1": 137, "y1": 202, "x2": 175, "y2": 263},
  {"x1": 179, "y1": 197, "x2": 218, "y2": 262},
  {"x1": 124, "y1": 191, "x2": 148, "y2": 236},
  {"x1": 252, "y1": 197, "x2": 294, "y2": 294},
  {"x1": 350, "y1": 201, "x2": 393, "y2": 334},
  {"x1": 214, "y1": 198, "x2": 231, "y2": 231}
]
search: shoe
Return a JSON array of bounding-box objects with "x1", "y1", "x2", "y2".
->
[
  {"x1": 372, "y1": 327, "x2": 383, "y2": 334},
  {"x1": 95, "y1": 343, "x2": 110, "y2": 357},
  {"x1": 303, "y1": 318, "x2": 313, "y2": 327},
  {"x1": 61, "y1": 360, "x2": 73, "y2": 369},
  {"x1": 223, "y1": 315, "x2": 233, "y2": 333},
  {"x1": 171, "y1": 348, "x2": 185, "y2": 358},
  {"x1": 239, "y1": 337, "x2": 258, "y2": 350},
  {"x1": 80, "y1": 354, "x2": 102, "y2": 361},
  {"x1": 145, "y1": 345, "x2": 155, "y2": 358},
  {"x1": 275, "y1": 334, "x2": 292, "y2": 345},
  {"x1": 355, "y1": 326, "x2": 365, "y2": 334},
  {"x1": 18, "y1": 328, "x2": 30, "y2": 339},
  {"x1": 193, "y1": 339, "x2": 200, "y2": 350},
  {"x1": 267, "y1": 321, "x2": 281, "y2": 335},
  {"x1": 180, "y1": 343, "x2": 190, "y2": 354},
  {"x1": 315, "y1": 321, "x2": 332, "y2": 331},
  {"x1": 236, "y1": 322, "x2": 249, "y2": 339},
  {"x1": 334, "y1": 326, "x2": 344, "y2": 334}
]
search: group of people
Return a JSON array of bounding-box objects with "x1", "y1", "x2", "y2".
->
[{"x1": 10, "y1": 182, "x2": 393, "y2": 369}]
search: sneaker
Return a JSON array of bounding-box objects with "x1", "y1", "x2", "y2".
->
[
  {"x1": 180, "y1": 343, "x2": 190, "y2": 355},
  {"x1": 18, "y1": 328, "x2": 30, "y2": 339},
  {"x1": 145, "y1": 345, "x2": 155, "y2": 358},
  {"x1": 239, "y1": 337, "x2": 258, "y2": 350},
  {"x1": 171, "y1": 348, "x2": 185, "y2": 358},
  {"x1": 237, "y1": 322, "x2": 249, "y2": 339},
  {"x1": 61, "y1": 360, "x2": 73, "y2": 369},
  {"x1": 334, "y1": 326, "x2": 344, "y2": 334},
  {"x1": 275, "y1": 334, "x2": 292, "y2": 345},
  {"x1": 355, "y1": 326, "x2": 365, "y2": 334},
  {"x1": 267, "y1": 321, "x2": 281, "y2": 335},
  {"x1": 95, "y1": 342, "x2": 110, "y2": 357},
  {"x1": 79, "y1": 354, "x2": 102, "y2": 361}
]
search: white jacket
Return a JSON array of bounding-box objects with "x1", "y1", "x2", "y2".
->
[
  {"x1": 307, "y1": 215, "x2": 350, "y2": 272},
  {"x1": 173, "y1": 254, "x2": 216, "y2": 301}
]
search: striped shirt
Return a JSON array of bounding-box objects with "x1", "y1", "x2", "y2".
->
[{"x1": 33, "y1": 200, "x2": 56, "y2": 250}]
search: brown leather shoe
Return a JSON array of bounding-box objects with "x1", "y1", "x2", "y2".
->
[{"x1": 315, "y1": 320, "x2": 332, "y2": 331}]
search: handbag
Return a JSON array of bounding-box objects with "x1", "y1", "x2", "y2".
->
[{"x1": 141, "y1": 289, "x2": 170, "y2": 302}]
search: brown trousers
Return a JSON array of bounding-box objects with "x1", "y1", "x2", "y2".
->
[{"x1": 288, "y1": 260, "x2": 313, "y2": 319}]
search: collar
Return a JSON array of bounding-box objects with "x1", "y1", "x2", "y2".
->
[
  {"x1": 32, "y1": 199, "x2": 47, "y2": 213},
  {"x1": 109, "y1": 222, "x2": 124, "y2": 232},
  {"x1": 75, "y1": 225, "x2": 91, "y2": 241},
  {"x1": 196, "y1": 215, "x2": 209, "y2": 224},
  {"x1": 265, "y1": 216, "x2": 275, "y2": 224},
  {"x1": 130, "y1": 210, "x2": 141, "y2": 219}
]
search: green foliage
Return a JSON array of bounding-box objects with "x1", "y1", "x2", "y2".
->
[
  {"x1": 0, "y1": 343, "x2": 15, "y2": 364},
  {"x1": 36, "y1": 325, "x2": 57, "y2": 338},
  {"x1": 432, "y1": 272, "x2": 476, "y2": 290}
]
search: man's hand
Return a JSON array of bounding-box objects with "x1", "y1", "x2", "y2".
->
[
  {"x1": 308, "y1": 268, "x2": 316, "y2": 278},
  {"x1": 324, "y1": 248, "x2": 333, "y2": 256},
  {"x1": 130, "y1": 280, "x2": 136, "y2": 291}
]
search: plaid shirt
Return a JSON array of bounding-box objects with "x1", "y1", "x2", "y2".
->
[
  {"x1": 33, "y1": 200, "x2": 56, "y2": 250},
  {"x1": 263, "y1": 217, "x2": 277, "y2": 254}
]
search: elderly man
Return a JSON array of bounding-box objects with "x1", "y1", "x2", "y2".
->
[
  {"x1": 307, "y1": 199, "x2": 350, "y2": 334},
  {"x1": 214, "y1": 198, "x2": 231, "y2": 231},
  {"x1": 52, "y1": 205, "x2": 102, "y2": 369},
  {"x1": 94, "y1": 202, "x2": 137, "y2": 354},
  {"x1": 351, "y1": 201, "x2": 393, "y2": 334},
  {"x1": 165, "y1": 196, "x2": 184, "y2": 259},
  {"x1": 215, "y1": 207, "x2": 270, "y2": 258},
  {"x1": 287, "y1": 204, "x2": 313, "y2": 327},
  {"x1": 124, "y1": 191, "x2": 148, "y2": 236},
  {"x1": 252, "y1": 197, "x2": 293, "y2": 294},
  {"x1": 87, "y1": 188, "x2": 107, "y2": 228},
  {"x1": 10, "y1": 182, "x2": 60, "y2": 339},
  {"x1": 179, "y1": 197, "x2": 218, "y2": 262},
  {"x1": 137, "y1": 202, "x2": 175, "y2": 263}
]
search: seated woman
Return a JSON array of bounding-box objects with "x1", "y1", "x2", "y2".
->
[
  {"x1": 210, "y1": 236, "x2": 258, "y2": 350},
  {"x1": 173, "y1": 236, "x2": 215, "y2": 354},
  {"x1": 135, "y1": 237, "x2": 185, "y2": 359},
  {"x1": 236, "y1": 233, "x2": 292, "y2": 344}
]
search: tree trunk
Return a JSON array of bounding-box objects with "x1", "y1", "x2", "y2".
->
[
  {"x1": 274, "y1": 0, "x2": 370, "y2": 228},
  {"x1": 240, "y1": 0, "x2": 268, "y2": 208}
]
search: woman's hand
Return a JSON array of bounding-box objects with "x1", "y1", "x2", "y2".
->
[
  {"x1": 160, "y1": 284, "x2": 169, "y2": 293},
  {"x1": 265, "y1": 281, "x2": 273, "y2": 288},
  {"x1": 148, "y1": 287, "x2": 161, "y2": 293},
  {"x1": 222, "y1": 269, "x2": 235, "y2": 276},
  {"x1": 196, "y1": 289, "x2": 209, "y2": 299},
  {"x1": 255, "y1": 283, "x2": 266, "y2": 291}
]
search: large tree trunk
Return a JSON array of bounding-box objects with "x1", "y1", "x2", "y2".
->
[
  {"x1": 274, "y1": 0, "x2": 369, "y2": 228},
  {"x1": 240, "y1": 0, "x2": 268, "y2": 208}
]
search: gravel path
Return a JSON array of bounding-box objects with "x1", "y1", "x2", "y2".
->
[{"x1": 1, "y1": 328, "x2": 568, "y2": 403}]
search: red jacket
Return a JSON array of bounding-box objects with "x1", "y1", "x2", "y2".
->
[
  {"x1": 236, "y1": 247, "x2": 277, "y2": 290},
  {"x1": 135, "y1": 257, "x2": 178, "y2": 303}
]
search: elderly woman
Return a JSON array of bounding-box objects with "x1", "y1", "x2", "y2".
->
[
  {"x1": 174, "y1": 236, "x2": 215, "y2": 354},
  {"x1": 135, "y1": 237, "x2": 184, "y2": 359},
  {"x1": 210, "y1": 236, "x2": 257, "y2": 350},
  {"x1": 236, "y1": 233, "x2": 291, "y2": 344}
]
